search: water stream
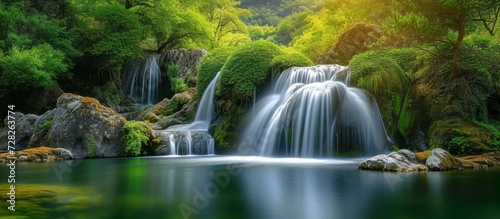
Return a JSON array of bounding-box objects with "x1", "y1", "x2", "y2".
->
[{"x1": 239, "y1": 65, "x2": 389, "y2": 157}]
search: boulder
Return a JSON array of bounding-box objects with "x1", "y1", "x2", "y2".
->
[
  {"x1": 29, "y1": 93, "x2": 127, "y2": 158},
  {"x1": 316, "y1": 23, "x2": 382, "y2": 65},
  {"x1": 425, "y1": 148, "x2": 477, "y2": 170},
  {"x1": 0, "y1": 112, "x2": 39, "y2": 151},
  {"x1": 359, "y1": 150, "x2": 428, "y2": 172}
]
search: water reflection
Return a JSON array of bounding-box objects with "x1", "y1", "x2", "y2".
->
[{"x1": 1, "y1": 157, "x2": 499, "y2": 219}]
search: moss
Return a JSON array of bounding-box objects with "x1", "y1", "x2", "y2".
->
[
  {"x1": 214, "y1": 41, "x2": 283, "y2": 149},
  {"x1": 86, "y1": 138, "x2": 96, "y2": 158},
  {"x1": 430, "y1": 118, "x2": 494, "y2": 155},
  {"x1": 38, "y1": 120, "x2": 53, "y2": 131},
  {"x1": 218, "y1": 40, "x2": 283, "y2": 98},
  {"x1": 350, "y1": 48, "x2": 422, "y2": 148},
  {"x1": 196, "y1": 47, "x2": 236, "y2": 97},
  {"x1": 271, "y1": 52, "x2": 313, "y2": 74},
  {"x1": 0, "y1": 146, "x2": 69, "y2": 161}
]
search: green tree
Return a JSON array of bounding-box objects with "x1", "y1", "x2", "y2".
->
[
  {"x1": 388, "y1": 0, "x2": 500, "y2": 78},
  {"x1": 198, "y1": 0, "x2": 251, "y2": 48},
  {"x1": 72, "y1": 3, "x2": 145, "y2": 80}
]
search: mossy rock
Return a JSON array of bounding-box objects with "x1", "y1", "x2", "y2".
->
[
  {"x1": 429, "y1": 118, "x2": 494, "y2": 155},
  {"x1": 214, "y1": 41, "x2": 283, "y2": 149},
  {"x1": 271, "y1": 52, "x2": 313, "y2": 74},
  {"x1": 197, "y1": 47, "x2": 236, "y2": 97}
]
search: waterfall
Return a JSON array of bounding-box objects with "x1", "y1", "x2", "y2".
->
[
  {"x1": 122, "y1": 56, "x2": 162, "y2": 105},
  {"x1": 238, "y1": 65, "x2": 388, "y2": 158},
  {"x1": 157, "y1": 72, "x2": 221, "y2": 155}
]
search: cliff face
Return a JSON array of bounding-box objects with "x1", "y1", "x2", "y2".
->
[{"x1": 316, "y1": 23, "x2": 382, "y2": 65}]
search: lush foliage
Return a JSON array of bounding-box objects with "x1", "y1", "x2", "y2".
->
[
  {"x1": 121, "y1": 121, "x2": 150, "y2": 156},
  {"x1": 271, "y1": 52, "x2": 313, "y2": 73},
  {"x1": 214, "y1": 40, "x2": 283, "y2": 147},
  {"x1": 218, "y1": 40, "x2": 283, "y2": 98},
  {"x1": 197, "y1": 47, "x2": 236, "y2": 96}
]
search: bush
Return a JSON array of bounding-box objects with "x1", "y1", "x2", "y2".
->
[
  {"x1": 196, "y1": 47, "x2": 236, "y2": 97},
  {"x1": 121, "y1": 121, "x2": 150, "y2": 156},
  {"x1": 271, "y1": 52, "x2": 313, "y2": 74},
  {"x1": 0, "y1": 44, "x2": 67, "y2": 89}
]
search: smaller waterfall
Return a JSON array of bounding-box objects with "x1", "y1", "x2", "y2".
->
[
  {"x1": 157, "y1": 72, "x2": 221, "y2": 155},
  {"x1": 122, "y1": 56, "x2": 162, "y2": 105}
]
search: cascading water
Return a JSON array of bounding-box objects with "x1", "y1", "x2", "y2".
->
[
  {"x1": 156, "y1": 72, "x2": 221, "y2": 155},
  {"x1": 238, "y1": 65, "x2": 389, "y2": 158},
  {"x1": 122, "y1": 56, "x2": 162, "y2": 105}
]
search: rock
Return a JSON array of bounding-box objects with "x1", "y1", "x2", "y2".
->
[
  {"x1": 0, "y1": 146, "x2": 74, "y2": 162},
  {"x1": 316, "y1": 23, "x2": 382, "y2": 65},
  {"x1": 397, "y1": 149, "x2": 419, "y2": 163},
  {"x1": 56, "y1": 148, "x2": 73, "y2": 160},
  {"x1": 28, "y1": 94, "x2": 127, "y2": 158},
  {"x1": 126, "y1": 88, "x2": 197, "y2": 128},
  {"x1": 359, "y1": 150, "x2": 428, "y2": 172},
  {"x1": 0, "y1": 112, "x2": 39, "y2": 151},
  {"x1": 425, "y1": 148, "x2": 478, "y2": 170},
  {"x1": 161, "y1": 49, "x2": 207, "y2": 81},
  {"x1": 460, "y1": 151, "x2": 500, "y2": 166}
]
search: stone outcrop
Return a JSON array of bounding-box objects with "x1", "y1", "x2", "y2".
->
[
  {"x1": 124, "y1": 88, "x2": 198, "y2": 129},
  {"x1": 359, "y1": 148, "x2": 491, "y2": 172},
  {"x1": 1, "y1": 93, "x2": 127, "y2": 159},
  {"x1": 359, "y1": 149, "x2": 428, "y2": 172},
  {"x1": 161, "y1": 49, "x2": 207, "y2": 86},
  {"x1": 316, "y1": 23, "x2": 382, "y2": 65}
]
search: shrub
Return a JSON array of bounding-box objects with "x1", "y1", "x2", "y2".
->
[
  {"x1": 0, "y1": 44, "x2": 67, "y2": 89},
  {"x1": 196, "y1": 47, "x2": 236, "y2": 97},
  {"x1": 121, "y1": 121, "x2": 150, "y2": 156},
  {"x1": 271, "y1": 52, "x2": 313, "y2": 74}
]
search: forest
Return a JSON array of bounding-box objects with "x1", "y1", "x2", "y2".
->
[{"x1": 1, "y1": 0, "x2": 500, "y2": 156}]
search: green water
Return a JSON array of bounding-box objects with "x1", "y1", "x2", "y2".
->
[{"x1": 1, "y1": 156, "x2": 499, "y2": 219}]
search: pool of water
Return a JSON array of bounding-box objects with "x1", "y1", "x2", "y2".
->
[{"x1": 1, "y1": 156, "x2": 499, "y2": 219}]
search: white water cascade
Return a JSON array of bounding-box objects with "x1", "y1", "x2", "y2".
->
[
  {"x1": 238, "y1": 65, "x2": 389, "y2": 158},
  {"x1": 156, "y1": 72, "x2": 221, "y2": 155},
  {"x1": 122, "y1": 56, "x2": 162, "y2": 105}
]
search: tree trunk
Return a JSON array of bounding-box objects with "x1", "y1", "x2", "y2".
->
[{"x1": 450, "y1": 9, "x2": 466, "y2": 79}]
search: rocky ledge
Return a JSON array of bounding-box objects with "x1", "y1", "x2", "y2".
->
[
  {"x1": 359, "y1": 148, "x2": 500, "y2": 172},
  {"x1": 0, "y1": 146, "x2": 73, "y2": 162}
]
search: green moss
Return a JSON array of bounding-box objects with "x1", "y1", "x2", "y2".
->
[
  {"x1": 430, "y1": 118, "x2": 493, "y2": 155},
  {"x1": 86, "y1": 138, "x2": 96, "y2": 157},
  {"x1": 121, "y1": 121, "x2": 150, "y2": 156},
  {"x1": 39, "y1": 120, "x2": 53, "y2": 131},
  {"x1": 271, "y1": 52, "x2": 313, "y2": 74},
  {"x1": 350, "y1": 48, "x2": 422, "y2": 148},
  {"x1": 214, "y1": 41, "x2": 283, "y2": 149},
  {"x1": 218, "y1": 40, "x2": 283, "y2": 98},
  {"x1": 196, "y1": 47, "x2": 236, "y2": 97}
]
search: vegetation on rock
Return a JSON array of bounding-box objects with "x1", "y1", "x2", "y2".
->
[{"x1": 121, "y1": 121, "x2": 150, "y2": 156}]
